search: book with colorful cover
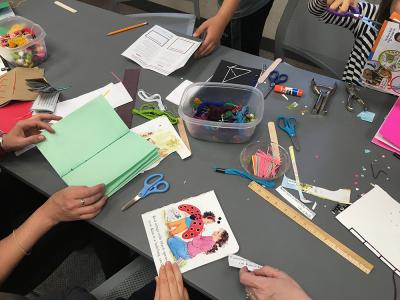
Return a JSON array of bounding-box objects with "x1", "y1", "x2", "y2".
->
[
  {"x1": 361, "y1": 13, "x2": 400, "y2": 95},
  {"x1": 142, "y1": 191, "x2": 239, "y2": 273}
]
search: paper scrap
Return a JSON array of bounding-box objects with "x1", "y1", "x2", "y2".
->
[
  {"x1": 122, "y1": 25, "x2": 201, "y2": 76},
  {"x1": 228, "y1": 255, "x2": 262, "y2": 272},
  {"x1": 357, "y1": 111, "x2": 375, "y2": 123},
  {"x1": 54, "y1": 82, "x2": 132, "y2": 118},
  {"x1": 166, "y1": 80, "x2": 193, "y2": 105},
  {"x1": 288, "y1": 101, "x2": 299, "y2": 110},
  {"x1": 281, "y1": 175, "x2": 351, "y2": 204},
  {"x1": 289, "y1": 146, "x2": 311, "y2": 204},
  {"x1": 364, "y1": 149, "x2": 371, "y2": 154}
]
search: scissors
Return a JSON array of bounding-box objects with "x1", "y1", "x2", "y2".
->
[
  {"x1": 276, "y1": 116, "x2": 300, "y2": 151},
  {"x1": 265, "y1": 70, "x2": 288, "y2": 98},
  {"x1": 326, "y1": 6, "x2": 381, "y2": 32},
  {"x1": 121, "y1": 173, "x2": 170, "y2": 211}
]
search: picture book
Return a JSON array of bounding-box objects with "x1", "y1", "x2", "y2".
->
[
  {"x1": 361, "y1": 17, "x2": 400, "y2": 95},
  {"x1": 37, "y1": 96, "x2": 159, "y2": 197},
  {"x1": 131, "y1": 116, "x2": 191, "y2": 170},
  {"x1": 142, "y1": 191, "x2": 239, "y2": 273}
]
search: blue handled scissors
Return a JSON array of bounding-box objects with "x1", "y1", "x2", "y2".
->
[
  {"x1": 326, "y1": 6, "x2": 381, "y2": 32},
  {"x1": 265, "y1": 70, "x2": 288, "y2": 98},
  {"x1": 276, "y1": 116, "x2": 300, "y2": 151},
  {"x1": 121, "y1": 173, "x2": 170, "y2": 211}
]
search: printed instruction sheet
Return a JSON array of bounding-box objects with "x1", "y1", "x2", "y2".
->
[{"x1": 122, "y1": 25, "x2": 201, "y2": 76}]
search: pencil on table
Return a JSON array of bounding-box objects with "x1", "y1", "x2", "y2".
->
[{"x1": 107, "y1": 22, "x2": 148, "y2": 36}]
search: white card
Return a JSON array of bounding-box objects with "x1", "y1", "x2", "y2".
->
[
  {"x1": 166, "y1": 80, "x2": 193, "y2": 105},
  {"x1": 228, "y1": 255, "x2": 262, "y2": 272}
]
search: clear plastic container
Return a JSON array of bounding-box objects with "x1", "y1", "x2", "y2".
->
[
  {"x1": 178, "y1": 82, "x2": 264, "y2": 143},
  {"x1": 0, "y1": 16, "x2": 47, "y2": 67},
  {"x1": 240, "y1": 141, "x2": 291, "y2": 180}
]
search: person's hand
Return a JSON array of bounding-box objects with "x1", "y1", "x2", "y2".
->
[
  {"x1": 327, "y1": 0, "x2": 358, "y2": 13},
  {"x1": 193, "y1": 15, "x2": 226, "y2": 58},
  {"x1": 1, "y1": 114, "x2": 62, "y2": 152},
  {"x1": 38, "y1": 184, "x2": 107, "y2": 226},
  {"x1": 239, "y1": 266, "x2": 311, "y2": 300},
  {"x1": 154, "y1": 262, "x2": 189, "y2": 300}
]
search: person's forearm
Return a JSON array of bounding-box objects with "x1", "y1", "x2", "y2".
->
[
  {"x1": 216, "y1": 0, "x2": 240, "y2": 27},
  {"x1": 0, "y1": 207, "x2": 55, "y2": 284}
]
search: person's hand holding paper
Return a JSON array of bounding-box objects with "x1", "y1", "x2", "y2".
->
[
  {"x1": 37, "y1": 96, "x2": 160, "y2": 197},
  {"x1": 1, "y1": 114, "x2": 62, "y2": 152}
]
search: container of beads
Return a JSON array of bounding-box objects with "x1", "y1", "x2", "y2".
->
[
  {"x1": 178, "y1": 82, "x2": 264, "y2": 143},
  {"x1": 0, "y1": 16, "x2": 47, "y2": 67}
]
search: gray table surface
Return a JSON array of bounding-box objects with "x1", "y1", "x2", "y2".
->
[{"x1": 1, "y1": 1, "x2": 399, "y2": 299}]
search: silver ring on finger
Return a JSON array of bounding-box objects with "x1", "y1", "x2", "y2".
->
[{"x1": 80, "y1": 199, "x2": 86, "y2": 207}]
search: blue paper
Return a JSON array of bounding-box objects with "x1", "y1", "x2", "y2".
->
[{"x1": 357, "y1": 111, "x2": 375, "y2": 123}]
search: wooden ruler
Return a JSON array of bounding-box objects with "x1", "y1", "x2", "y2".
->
[{"x1": 248, "y1": 181, "x2": 374, "y2": 274}]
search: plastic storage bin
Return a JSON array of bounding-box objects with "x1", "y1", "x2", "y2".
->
[
  {"x1": 178, "y1": 82, "x2": 264, "y2": 143},
  {"x1": 0, "y1": 16, "x2": 47, "y2": 67}
]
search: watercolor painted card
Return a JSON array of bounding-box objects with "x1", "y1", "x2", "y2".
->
[
  {"x1": 131, "y1": 116, "x2": 191, "y2": 169},
  {"x1": 142, "y1": 190, "x2": 239, "y2": 273}
]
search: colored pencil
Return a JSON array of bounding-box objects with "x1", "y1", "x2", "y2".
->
[{"x1": 107, "y1": 22, "x2": 148, "y2": 36}]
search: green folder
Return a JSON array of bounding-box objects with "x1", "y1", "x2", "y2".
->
[{"x1": 37, "y1": 96, "x2": 160, "y2": 196}]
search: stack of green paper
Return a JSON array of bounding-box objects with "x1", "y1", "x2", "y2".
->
[{"x1": 37, "y1": 96, "x2": 160, "y2": 196}]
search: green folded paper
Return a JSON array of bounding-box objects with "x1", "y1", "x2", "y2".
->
[{"x1": 37, "y1": 95, "x2": 160, "y2": 196}]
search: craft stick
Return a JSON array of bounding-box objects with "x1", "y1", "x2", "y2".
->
[
  {"x1": 54, "y1": 1, "x2": 77, "y2": 13},
  {"x1": 258, "y1": 58, "x2": 282, "y2": 84},
  {"x1": 268, "y1": 122, "x2": 280, "y2": 159},
  {"x1": 177, "y1": 118, "x2": 191, "y2": 152},
  {"x1": 107, "y1": 22, "x2": 148, "y2": 36},
  {"x1": 289, "y1": 146, "x2": 311, "y2": 204}
]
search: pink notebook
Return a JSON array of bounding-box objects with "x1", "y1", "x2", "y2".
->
[
  {"x1": 380, "y1": 99, "x2": 400, "y2": 148},
  {"x1": 372, "y1": 98, "x2": 400, "y2": 154}
]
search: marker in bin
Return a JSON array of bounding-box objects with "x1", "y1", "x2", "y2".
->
[{"x1": 274, "y1": 85, "x2": 303, "y2": 97}]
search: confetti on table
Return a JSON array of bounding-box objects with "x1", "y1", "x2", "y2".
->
[
  {"x1": 288, "y1": 101, "x2": 299, "y2": 109},
  {"x1": 364, "y1": 149, "x2": 371, "y2": 154}
]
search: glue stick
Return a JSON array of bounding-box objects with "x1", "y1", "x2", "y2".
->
[{"x1": 274, "y1": 85, "x2": 303, "y2": 97}]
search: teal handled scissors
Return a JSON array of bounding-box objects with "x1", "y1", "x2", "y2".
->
[
  {"x1": 121, "y1": 173, "x2": 170, "y2": 211},
  {"x1": 277, "y1": 116, "x2": 300, "y2": 151},
  {"x1": 264, "y1": 70, "x2": 288, "y2": 98}
]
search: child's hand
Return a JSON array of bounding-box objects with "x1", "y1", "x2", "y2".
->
[
  {"x1": 193, "y1": 15, "x2": 226, "y2": 58},
  {"x1": 327, "y1": 0, "x2": 358, "y2": 13}
]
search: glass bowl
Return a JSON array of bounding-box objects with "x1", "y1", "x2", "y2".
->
[{"x1": 240, "y1": 140, "x2": 290, "y2": 180}]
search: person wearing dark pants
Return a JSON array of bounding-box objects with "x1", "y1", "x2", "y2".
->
[{"x1": 193, "y1": 0, "x2": 275, "y2": 57}]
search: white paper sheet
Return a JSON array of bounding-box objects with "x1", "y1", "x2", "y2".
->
[
  {"x1": 166, "y1": 80, "x2": 193, "y2": 105},
  {"x1": 336, "y1": 185, "x2": 400, "y2": 276},
  {"x1": 122, "y1": 25, "x2": 201, "y2": 76},
  {"x1": 55, "y1": 82, "x2": 132, "y2": 118}
]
